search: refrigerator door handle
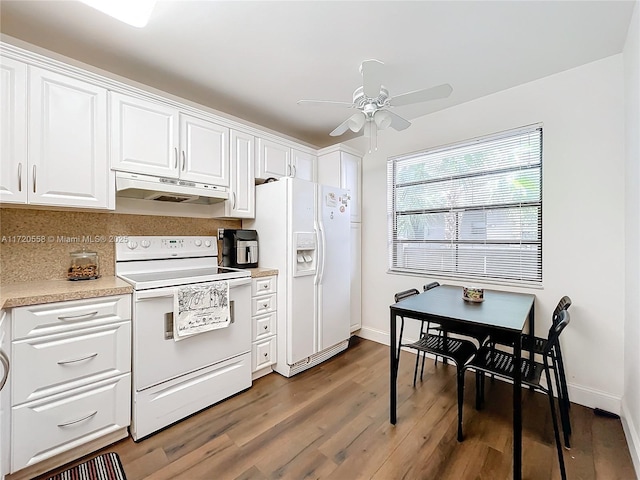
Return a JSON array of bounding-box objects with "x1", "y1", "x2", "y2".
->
[{"x1": 315, "y1": 220, "x2": 326, "y2": 286}]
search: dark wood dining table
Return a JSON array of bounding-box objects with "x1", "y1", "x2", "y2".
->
[{"x1": 389, "y1": 284, "x2": 535, "y2": 480}]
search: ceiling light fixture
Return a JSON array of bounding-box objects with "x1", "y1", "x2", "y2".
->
[{"x1": 79, "y1": 0, "x2": 156, "y2": 28}]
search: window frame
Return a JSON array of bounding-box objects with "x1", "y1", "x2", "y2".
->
[{"x1": 387, "y1": 124, "x2": 543, "y2": 287}]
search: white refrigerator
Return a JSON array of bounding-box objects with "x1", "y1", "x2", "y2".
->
[{"x1": 244, "y1": 177, "x2": 351, "y2": 377}]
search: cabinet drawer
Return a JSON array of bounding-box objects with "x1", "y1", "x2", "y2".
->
[
  {"x1": 252, "y1": 337, "x2": 276, "y2": 372},
  {"x1": 251, "y1": 276, "x2": 276, "y2": 296},
  {"x1": 251, "y1": 293, "x2": 276, "y2": 316},
  {"x1": 252, "y1": 312, "x2": 276, "y2": 341},
  {"x1": 13, "y1": 295, "x2": 131, "y2": 340},
  {"x1": 11, "y1": 373, "x2": 130, "y2": 472},
  {"x1": 12, "y1": 321, "x2": 131, "y2": 405}
]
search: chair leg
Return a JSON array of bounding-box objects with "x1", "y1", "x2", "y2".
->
[
  {"x1": 555, "y1": 344, "x2": 572, "y2": 416},
  {"x1": 457, "y1": 368, "x2": 464, "y2": 441},
  {"x1": 420, "y1": 351, "x2": 426, "y2": 380},
  {"x1": 545, "y1": 367, "x2": 567, "y2": 480},
  {"x1": 412, "y1": 350, "x2": 421, "y2": 387},
  {"x1": 475, "y1": 370, "x2": 484, "y2": 410},
  {"x1": 552, "y1": 353, "x2": 571, "y2": 448}
]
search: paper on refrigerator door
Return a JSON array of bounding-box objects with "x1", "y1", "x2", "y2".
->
[{"x1": 173, "y1": 281, "x2": 230, "y2": 340}]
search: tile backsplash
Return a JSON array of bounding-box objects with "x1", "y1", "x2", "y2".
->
[{"x1": 0, "y1": 208, "x2": 241, "y2": 283}]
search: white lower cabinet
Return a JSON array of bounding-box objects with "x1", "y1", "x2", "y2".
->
[
  {"x1": 251, "y1": 275, "x2": 277, "y2": 379},
  {"x1": 5, "y1": 295, "x2": 132, "y2": 476}
]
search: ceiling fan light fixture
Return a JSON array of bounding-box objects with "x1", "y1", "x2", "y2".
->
[
  {"x1": 79, "y1": 0, "x2": 156, "y2": 27},
  {"x1": 348, "y1": 113, "x2": 366, "y2": 132},
  {"x1": 374, "y1": 110, "x2": 392, "y2": 130}
]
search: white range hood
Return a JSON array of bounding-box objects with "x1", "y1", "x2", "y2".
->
[{"x1": 116, "y1": 171, "x2": 228, "y2": 204}]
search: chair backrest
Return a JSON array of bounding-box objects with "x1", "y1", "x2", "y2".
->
[
  {"x1": 423, "y1": 281, "x2": 440, "y2": 291},
  {"x1": 552, "y1": 296, "x2": 572, "y2": 325},
  {"x1": 544, "y1": 309, "x2": 570, "y2": 356},
  {"x1": 394, "y1": 288, "x2": 420, "y2": 303}
]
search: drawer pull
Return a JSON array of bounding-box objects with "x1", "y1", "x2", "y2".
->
[
  {"x1": 263, "y1": 325, "x2": 268, "y2": 330},
  {"x1": 264, "y1": 353, "x2": 268, "y2": 357},
  {"x1": 262, "y1": 303, "x2": 268, "y2": 308},
  {"x1": 262, "y1": 284, "x2": 268, "y2": 289},
  {"x1": 58, "y1": 311, "x2": 98, "y2": 321},
  {"x1": 57, "y1": 352, "x2": 98, "y2": 365},
  {"x1": 57, "y1": 410, "x2": 98, "y2": 427}
]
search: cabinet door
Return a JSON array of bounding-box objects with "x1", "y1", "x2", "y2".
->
[
  {"x1": 0, "y1": 57, "x2": 27, "y2": 204},
  {"x1": 350, "y1": 222, "x2": 362, "y2": 332},
  {"x1": 29, "y1": 67, "x2": 109, "y2": 208},
  {"x1": 255, "y1": 138, "x2": 290, "y2": 179},
  {"x1": 291, "y1": 149, "x2": 316, "y2": 182},
  {"x1": 341, "y1": 152, "x2": 362, "y2": 222},
  {"x1": 180, "y1": 114, "x2": 229, "y2": 186},
  {"x1": 228, "y1": 130, "x2": 255, "y2": 218},
  {"x1": 110, "y1": 92, "x2": 178, "y2": 177}
]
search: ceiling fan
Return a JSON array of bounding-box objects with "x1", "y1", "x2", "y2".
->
[{"x1": 297, "y1": 59, "x2": 453, "y2": 151}]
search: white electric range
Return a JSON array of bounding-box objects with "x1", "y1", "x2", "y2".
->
[{"x1": 116, "y1": 236, "x2": 252, "y2": 440}]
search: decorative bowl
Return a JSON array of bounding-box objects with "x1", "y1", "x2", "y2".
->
[{"x1": 463, "y1": 287, "x2": 484, "y2": 303}]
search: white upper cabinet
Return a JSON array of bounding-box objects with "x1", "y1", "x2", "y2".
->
[
  {"x1": 0, "y1": 60, "x2": 110, "y2": 209},
  {"x1": 180, "y1": 114, "x2": 229, "y2": 186},
  {"x1": 256, "y1": 138, "x2": 290, "y2": 179},
  {"x1": 29, "y1": 67, "x2": 109, "y2": 208},
  {"x1": 110, "y1": 93, "x2": 230, "y2": 187},
  {"x1": 0, "y1": 57, "x2": 27, "y2": 204},
  {"x1": 317, "y1": 146, "x2": 362, "y2": 222},
  {"x1": 213, "y1": 130, "x2": 255, "y2": 218},
  {"x1": 110, "y1": 92, "x2": 179, "y2": 177},
  {"x1": 291, "y1": 149, "x2": 316, "y2": 182},
  {"x1": 255, "y1": 138, "x2": 316, "y2": 181}
]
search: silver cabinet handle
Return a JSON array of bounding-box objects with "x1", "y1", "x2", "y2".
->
[
  {"x1": 57, "y1": 410, "x2": 97, "y2": 427},
  {"x1": 0, "y1": 351, "x2": 9, "y2": 392},
  {"x1": 232, "y1": 192, "x2": 237, "y2": 210},
  {"x1": 287, "y1": 164, "x2": 291, "y2": 177},
  {"x1": 174, "y1": 147, "x2": 178, "y2": 169},
  {"x1": 292, "y1": 164, "x2": 297, "y2": 178},
  {"x1": 17, "y1": 163, "x2": 22, "y2": 192},
  {"x1": 57, "y1": 352, "x2": 98, "y2": 365},
  {"x1": 182, "y1": 151, "x2": 186, "y2": 171},
  {"x1": 58, "y1": 311, "x2": 98, "y2": 321},
  {"x1": 32, "y1": 165, "x2": 36, "y2": 193}
]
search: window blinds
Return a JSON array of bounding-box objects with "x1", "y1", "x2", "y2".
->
[{"x1": 387, "y1": 125, "x2": 542, "y2": 284}]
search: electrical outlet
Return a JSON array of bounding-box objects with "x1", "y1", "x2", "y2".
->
[{"x1": 218, "y1": 228, "x2": 224, "y2": 240}]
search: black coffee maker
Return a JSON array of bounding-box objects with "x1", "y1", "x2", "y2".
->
[{"x1": 222, "y1": 229, "x2": 259, "y2": 268}]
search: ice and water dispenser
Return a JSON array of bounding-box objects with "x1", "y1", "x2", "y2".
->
[{"x1": 294, "y1": 232, "x2": 316, "y2": 276}]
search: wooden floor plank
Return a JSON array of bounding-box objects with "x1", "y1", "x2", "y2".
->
[{"x1": 34, "y1": 337, "x2": 636, "y2": 480}]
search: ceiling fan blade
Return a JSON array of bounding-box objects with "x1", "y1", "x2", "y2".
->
[
  {"x1": 386, "y1": 110, "x2": 411, "y2": 131},
  {"x1": 389, "y1": 83, "x2": 453, "y2": 107},
  {"x1": 361, "y1": 59, "x2": 384, "y2": 98},
  {"x1": 329, "y1": 117, "x2": 354, "y2": 137},
  {"x1": 297, "y1": 99, "x2": 355, "y2": 108}
]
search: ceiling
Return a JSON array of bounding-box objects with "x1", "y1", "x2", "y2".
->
[{"x1": 0, "y1": 1, "x2": 636, "y2": 148}]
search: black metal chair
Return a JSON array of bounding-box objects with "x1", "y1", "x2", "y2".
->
[
  {"x1": 462, "y1": 309, "x2": 571, "y2": 480},
  {"x1": 394, "y1": 287, "x2": 477, "y2": 441},
  {"x1": 486, "y1": 296, "x2": 572, "y2": 447}
]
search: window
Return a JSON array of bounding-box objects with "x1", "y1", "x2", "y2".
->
[{"x1": 387, "y1": 125, "x2": 542, "y2": 285}]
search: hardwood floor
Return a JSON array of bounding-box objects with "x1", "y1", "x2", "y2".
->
[{"x1": 37, "y1": 337, "x2": 636, "y2": 480}]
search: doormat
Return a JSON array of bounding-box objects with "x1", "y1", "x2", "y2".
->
[{"x1": 46, "y1": 452, "x2": 127, "y2": 480}]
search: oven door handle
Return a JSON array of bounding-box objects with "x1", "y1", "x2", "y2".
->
[{"x1": 135, "y1": 290, "x2": 176, "y2": 301}]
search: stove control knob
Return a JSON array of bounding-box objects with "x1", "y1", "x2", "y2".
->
[
  {"x1": 127, "y1": 241, "x2": 138, "y2": 250},
  {"x1": 141, "y1": 240, "x2": 151, "y2": 248},
  {"x1": 194, "y1": 239, "x2": 202, "y2": 247},
  {"x1": 204, "y1": 240, "x2": 212, "y2": 248}
]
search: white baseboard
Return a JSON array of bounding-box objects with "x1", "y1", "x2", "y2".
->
[
  {"x1": 621, "y1": 399, "x2": 640, "y2": 478},
  {"x1": 355, "y1": 327, "x2": 623, "y2": 413}
]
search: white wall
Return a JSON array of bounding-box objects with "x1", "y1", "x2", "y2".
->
[
  {"x1": 623, "y1": 1, "x2": 640, "y2": 474},
  {"x1": 351, "y1": 54, "x2": 626, "y2": 413}
]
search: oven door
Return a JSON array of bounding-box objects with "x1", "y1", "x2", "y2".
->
[{"x1": 132, "y1": 277, "x2": 251, "y2": 391}]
